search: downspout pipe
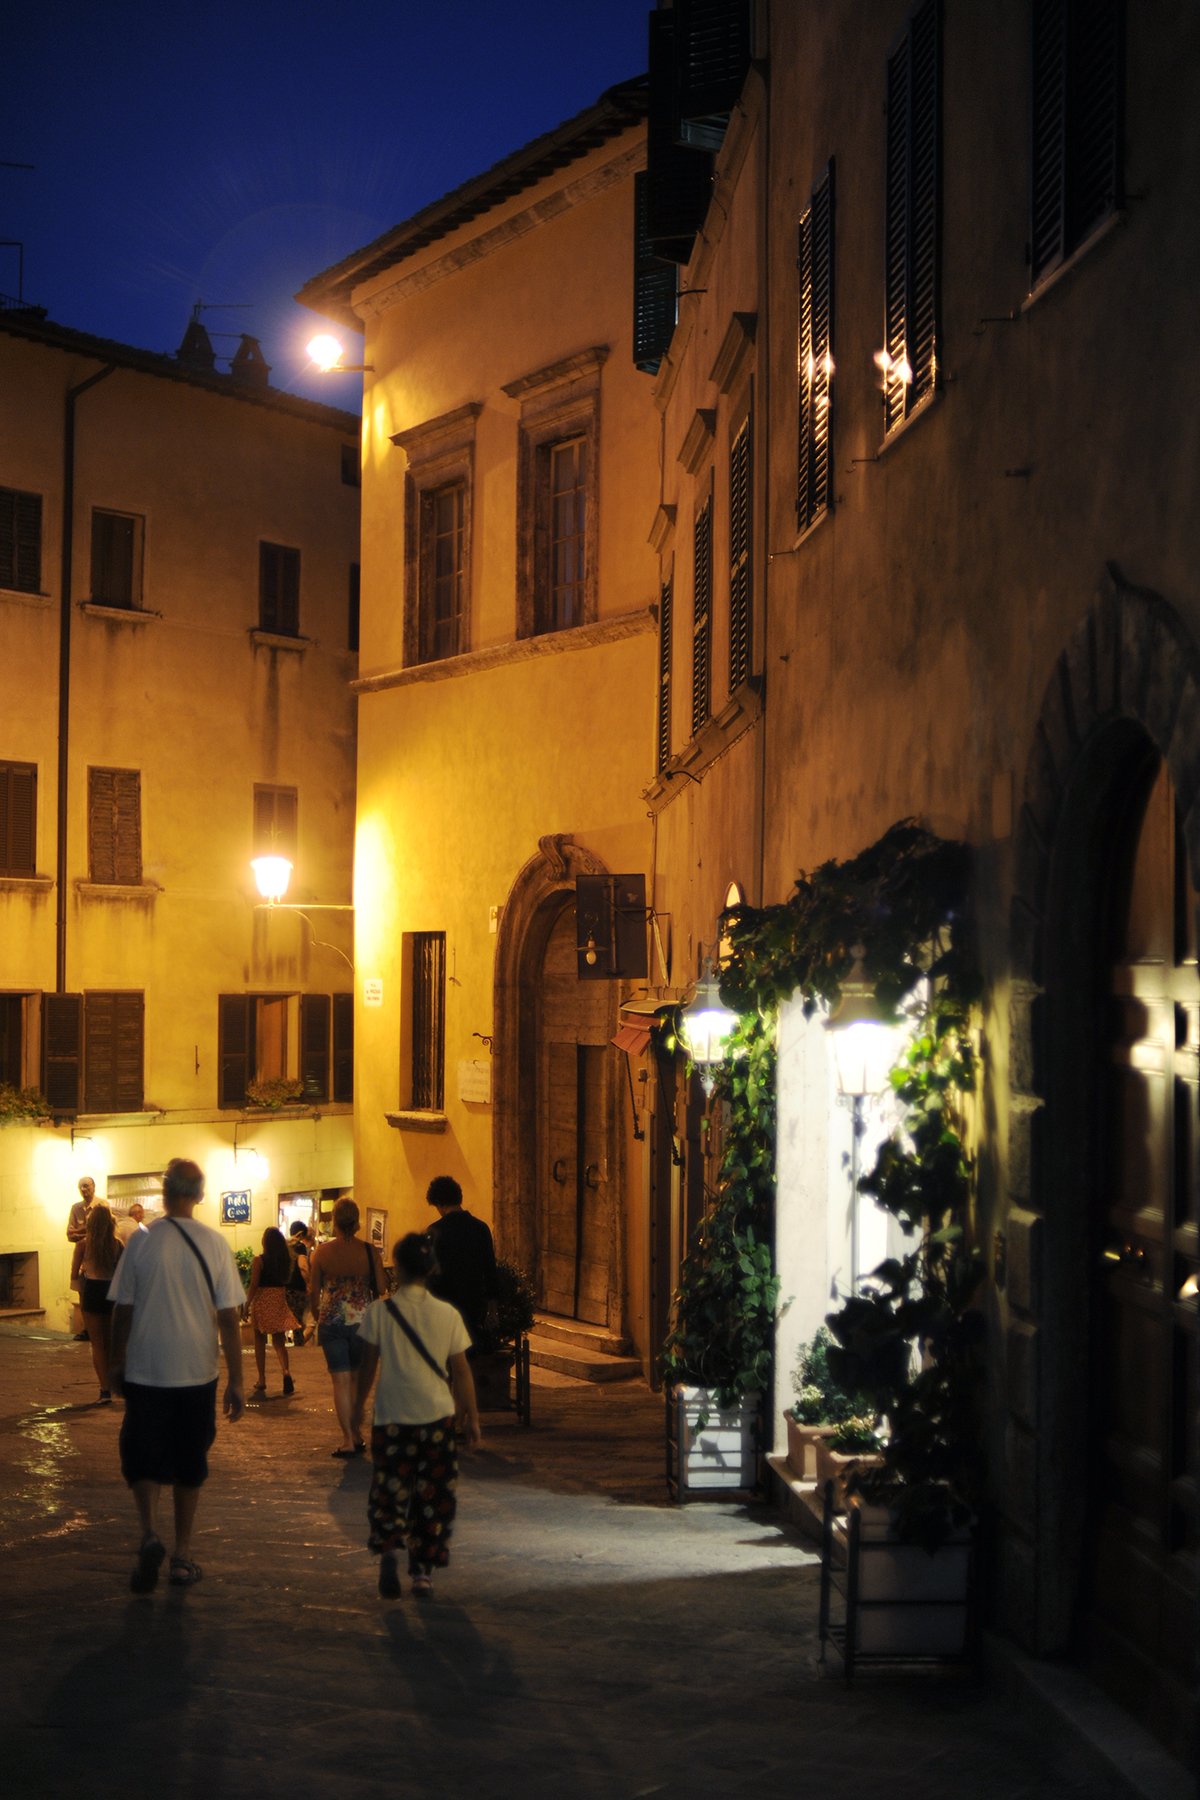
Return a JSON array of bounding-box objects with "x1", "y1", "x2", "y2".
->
[{"x1": 57, "y1": 362, "x2": 116, "y2": 992}]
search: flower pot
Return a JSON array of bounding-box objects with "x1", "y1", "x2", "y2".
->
[
  {"x1": 668, "y1": 1385, "x2": 760, "y2": 1499},
  {"x1": 815, "y1": 1435, "x2": 885, "y2": 1511},
  {"x1": 843, "y1": 1498, "x2": 973, "y2": 1657},
  {"x1": 785, "y1": 1416, "x2": 835, "y2": 1482}
]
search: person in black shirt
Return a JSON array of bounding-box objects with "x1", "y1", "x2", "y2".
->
[{"x1": 425, "y1": 1175, "x2": 497, "y2": 1347}]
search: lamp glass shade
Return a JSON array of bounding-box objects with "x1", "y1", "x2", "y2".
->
[
  {"x1": 679, "y1": 970, "x2": 737, "y2": 1066},
  {"x1": 306, "y1": 333, "x2": 343, "y2": 371},
  {"x1": 251, "y1": 855, "x2": 293, "y2": 903},
  {"x1": 827, "y1": 1017, "x2": 902, "y2": 1099}
]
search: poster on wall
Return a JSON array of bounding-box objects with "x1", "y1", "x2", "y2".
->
[
  {"x1": 366, "y1": 1208, "x2": 387, "y2": 1254},
  {"x1": 221, "y1": 1190, "x2": 252, "y2": 1225}
]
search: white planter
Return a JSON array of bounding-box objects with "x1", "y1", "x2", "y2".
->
[
  {"x1": 668, "y1": 1385, "x2": 760, "y2": 1498},
  {"x1": 842, "y1": 1500, "x2": 973, "y2": 1658}
]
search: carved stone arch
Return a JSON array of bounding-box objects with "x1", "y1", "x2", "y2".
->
[
  {"x1": 491, "y1": 833, "x2": 611, "y2": 1277},
  {"x1": 1004, "y1": 563, "x2": 1200, "y2": 1656}
]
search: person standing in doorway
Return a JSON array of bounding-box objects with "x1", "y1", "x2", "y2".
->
[
  {"x1": 425, "y1": 1175, "x2": 497, "y2": 1346},
  {"x1": 107, "y1": 1158, "x2": 245, "y2": 1591},
  {"x1": 67, "y1": 1175, "x2": 95, "y2": 1340}
]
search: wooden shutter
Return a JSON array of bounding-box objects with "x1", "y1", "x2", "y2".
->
[
  {"x1": 0, "y1": 762, "x2": 36, "y2": 874},
  {"x1": 332, "y1": 992, "x2": 354, "y2": 1104},
  {"x1": 646, "y1": 9, "x2": 714, "y2": 264},
  {"x1": 91, "y1": 511, "x2": 136, "y2": 607},
  {"x1": 1030, "y1": 0, "x2": 1123, "y2": 285},
  {"x1": 83, "y1": 992, "x2": 143, "y2": 1113},
  {"x1": 656, "y1": 576, "x2": 673, "y2": 774},
  {"x1": 42, "y1": 993, "x2": 82, "y2": 1114},
  {"x1": 259, "y1": 542, "x2": 300, "y2": 634},
  {"x1": 411, "y1": 933, "x2": 445, "y2": 1110},
  {"x1": 691, "y1": 498, "x2": 713, "y2": 737},
  {"x1": 0, "y1": 488, "x2": 42, "y2": 594},
  {"x1": 633, "y1": 171, "x2": 677, "y2": 374},
  {"x1": 884, "y1": 1, "x2": 941, "y2": 435},
  {"x1": 675, "y1": 0, "x2": 752, "y2": 148},
  {"x1": 218, "y1": 995, "x2": 250, "y2": 1108},
  {"x1": 88, "y1": 768, "x2": 141, "y2": 884},
  {"x1": 728, "y1": 416, "x2": 752, "y2": 692},
  {"x1": 798, "y1": 163, "x2": 835, "y2": 531},
  {"x1": 253, "y1": 785, "x2": 297, "y2": 857},
  {"x1": 300, "y1": 993, "x2": 331, "y2": 1102}
]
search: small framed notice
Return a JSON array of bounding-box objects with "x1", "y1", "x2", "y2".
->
[
  {"x1": 457, "y1": 1059, "x2": 492, "y2": 1105},
  {"x1": 221, "y1": 1190, "x2": 252, "y2": 1225},
  {"x1": 366, "y1": 1207, "x2": 387, "y2": 1253},
  {"x1": 363, "y1": 978, "x2": 383, "y2": 1008}
]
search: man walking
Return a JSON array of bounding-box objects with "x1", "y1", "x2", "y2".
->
[
  {"x1": 108, "y1": 1158, "x2": 245, "y2": 1591},
  {"x1": 66, "y1": 1175, "x2": 95, "y2": 1339},
  {"x1": 425, "y1": 1175, "x2": 497, "y2": 1345}
]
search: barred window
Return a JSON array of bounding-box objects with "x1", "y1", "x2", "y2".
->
[{"x1": 410, "y1": 932, "x2": 446, "y2": 1112}]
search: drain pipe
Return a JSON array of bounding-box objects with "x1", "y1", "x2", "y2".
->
[{"x1": 57, "y1": 362, "x2": 116, "y2": 992}]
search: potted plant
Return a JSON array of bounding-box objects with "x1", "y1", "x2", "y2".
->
[
  {"x1": 0, "y1": 1083, "x2": 53, "y2": 1126},
  {"x1": 787, "y1": 1324, "x2": 874, "y2": 1483},
  {"x1": 245, "y1": 1076, "x2": 306, "y2": 1110},
  {"x1": 234, "y1": 1244, "x2": 256, "y2": 1344},
  {"x1": 470, "y1": 1259, "x2": 535, "y2": 1419}
]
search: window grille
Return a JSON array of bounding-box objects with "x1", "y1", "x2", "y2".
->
[{"x1": 410, "y1": 932, "x2": 446, "y2": 1111}]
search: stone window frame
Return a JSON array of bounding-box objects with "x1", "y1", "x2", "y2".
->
[
  {"x1": 505, "y1": 347, "x2": 607, "y2": 640},
  {"x1": 392, "y1": 403, "x2": 481, "y2": 669}
]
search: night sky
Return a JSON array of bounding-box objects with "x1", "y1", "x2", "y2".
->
[{"x1": 5, "y1": 0, "x2": 649, "y2": 404}]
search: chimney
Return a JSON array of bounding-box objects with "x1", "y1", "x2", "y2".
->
[
  {"x1": 230, "y1": 334, "x2": 270, "y2": 388},
  {"x1": 176, "y1": 317, "x2": 216, "y2": 371}
]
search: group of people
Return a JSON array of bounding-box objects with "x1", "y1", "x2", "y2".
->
[{"x1": 72, "y1": 1163, "x2": 491, "y2": 1601}]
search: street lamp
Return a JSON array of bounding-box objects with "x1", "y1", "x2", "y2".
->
[
  {"x1": 305, "y1": 333, "x2": 373, "y2": 374},
  {"x1": 678, "y1": 957, "x2": 738, "y2": 1093},
  {"x1": 251, "y1": 854, "x2": 294, "y2": 905},
  {"x1": 824, "y1": 946, "x2": 904, "y2": 1290}
]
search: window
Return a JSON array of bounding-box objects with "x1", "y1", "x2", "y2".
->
[
  {"x1": 691, "y1": 495, "x2": 713, "y2": 737},
  {"x1": 542, "y1": 438, "x2": 588, "y2": 633},
  {"x1": 632, "y1": 170, "x2": 677, "y2": 374},
  {"x1": 410, "y1": 932, "x2": 445, "y2": 1111},
  {"x1": 43, "y1": 992, "x2": 145, "y2": 1114},
  {"x1": 673, "y1": 0, "x2": 754, "y2": 149},
  {"x1": 798, "y1": 163, "x2": 835, "y2": 532},
  {"x1": 507, "y1": 350, "x2": 603, "y2": 639},
  {"x1": 348, "y1": 562, "x2": 360, "y2": 653},
  {"x1": 253, "y1": 785, "x2": 297, "y2": 860},
  {"x1": 340, "y1": 443, "x2": 360, "y2": 487},
  {"x1": 0, "y1": 993, "x2": 32, "y2": 1087},
  {"x1": 218, "y1": 992, "x2": 350, "y2": 1108},
  {"x1": 728, "y1": 416, "x2": 752, "y2": 692},
  {"x1": 0, "y1": 761, "x2": 36, "y2": 874},
  {"x1": 1030, "y1": 0, "x2": 1124, "y2": 286},
  {"x1": 645, "y1": 7, "x2": 715, "y2": 265},
  {"x1": 90, "y1": 509, "x2": 143, "y2": 608},
  {"x1": 882, "y1": 0, "x2": 941, "y2": 435},
  {"x1": 87, "y1": 768, "x2": 141, "y2": 885},
  {"x1": 0, "y1": 487, "x2": 42, "y2": 594},
  {"x1": 332, "y1": 993, "x2": 354, "y2": 1104},
  {"x1": 259, "y1": 541, "x2": 300, "y2": 635},
  {"x1": 656, "y1": 575, "x2": 673, "y2": 774},
  {"x1": 299, "y1": 992, "x2": 355, "y2": 1103},
  {"x1": 419, "y1": 482, "x2": 466, "y2": 663}
]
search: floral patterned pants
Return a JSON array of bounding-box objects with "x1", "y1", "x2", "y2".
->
[{"x1": 368, "y1": 1418, "x2": 459, "y2": 1573}]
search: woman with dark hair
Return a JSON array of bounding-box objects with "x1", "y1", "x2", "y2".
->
[
  {"x1": 353, "y1": 1231, "x2": 480, "y2": 1600},
  {"x1": 244, "y1": 1227, "x2": 296, "y2": 1398},
  {"x1": 80, "y1": 1200, "x2": 123, "y2": 1402},
  {"x1": 310, "y1": 1198, "x2": 387, "y2": 1456}
]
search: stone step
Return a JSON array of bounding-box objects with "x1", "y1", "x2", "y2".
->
[
  {"x1": 526, "y1": 1333, "x2": 642, "y2": 1384},
  {"x1": 531, "y1": 1312, "x2": 632, "y2": 1357}
]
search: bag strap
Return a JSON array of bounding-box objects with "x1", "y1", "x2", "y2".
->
[
  {"x1": 384, "y1": 1298, "x2": 450, "y2": 1388},
  {"x1": 365, "y1": 1238, "x2": 378, "y2": 1299},
  {"x1": 166, "y1": 1217, "x2": 217, "y2": 1307}
]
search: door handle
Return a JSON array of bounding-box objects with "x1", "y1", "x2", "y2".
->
[
  {"x1": 1101, "y1": 1237, "x2": 1149, "y2": 1278},
  {"x1": 551, "y1": 1158, "x2": 568, "y2": 1184},
  {"x1": 584, "y1": 1162, "x2": 602, "y2": 1189}
]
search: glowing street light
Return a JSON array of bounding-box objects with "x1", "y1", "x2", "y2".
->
[
  {"x1": 305, "y1": 333, "x2": 373, "y2": 374},
  {"x1": 251, "y1": 855, "x2": 293, "y2": 904},
  {"x1": 678, "y1": 958, "x2": 739, "y2": 1092},
  {"x1": 824, "y1": 946, "x2": 905, "y2": 1290}
]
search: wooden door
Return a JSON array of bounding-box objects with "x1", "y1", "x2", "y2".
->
[
  {"x1": 537, "y1": 904, "x2": 613, "y2": 1324},
  {"x1": 1089, "y1": 757, "x2": 1199, "y2": 1744}
]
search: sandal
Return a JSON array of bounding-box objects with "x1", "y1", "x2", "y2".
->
[
  {"x1": 331, "y1": 1447, "x2": 357, "y2": 1459},
  {"x1": 250, "y1": 1384, "x2": 267, "y2": 1397},
  {"x1": 130, "y1": 1533, "x2": 165, "y2": 1594},
  {"x1": 378, "y1": 1554, "x2": 402, "y2": 1600},
  {"x1": 168, "y1": 1556, "x2": 203, "y2": 1587},
  {"x1": 411, "y1": 1573, "x2": 433, "y2": 1599}
]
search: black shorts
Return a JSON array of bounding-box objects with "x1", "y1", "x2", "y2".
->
[
  {"x1": 119, "y1": 1380, "x2": 218, "y2": 1489},
  {"x1": 80, "y1": 1278, "x2": 113, "y2": 1316}
]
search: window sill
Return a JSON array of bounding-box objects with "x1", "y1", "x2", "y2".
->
[
  {"x1": 385, "y1": 1110, "x2": 448, "y2": 1133},
  {"x1": 250, "y1": 629, "x2": 310, "y2": 653},
  {"x1": 355, "y1": 606, "x2": 654, "y2": 694},
  {"x1": 877, "y1": 385, "x2": 941, "y2": 459},
  {"x1": 79, "y1": 602, "x2": 161, "y2": 623},
  {"x1": 235, "y1": 1104, "x2": 321, "y2": 1120},
  {"x1": 1022, "y1": 210, "x2": 1125, "y2": 314},
  {"x1": 790, "y1": 504, "x2": 833, "y2": 553},
  {"x1": 75, "y1": 881, "x2": 160, "y2": 901},
  {"x1": 0, "y1": 587, "x2": 52, "y2": 609},
  {"x1": 0, "y1": 873, "x2": 53, "y2": 892}
]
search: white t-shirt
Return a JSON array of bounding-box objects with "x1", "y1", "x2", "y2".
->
[
  {"x1": 358, "y1": 1288, "x2": 471, "y2": 1425},
  {"x1": 108, "y1": 1215, "x2": 244, "y2": 1387}
]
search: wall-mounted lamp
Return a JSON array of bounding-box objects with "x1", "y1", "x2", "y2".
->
[
  {"x1": 678, "y1": 958, "x2": 738, "y2": 1093},
  {"x1": 824, "y1": 945, "x2": 905, "y2": 1290},
  {"x1": 306, "y1": 333, "x2": 373, "y2": 374},
  {"x1": 252, "y1": 855, "x2": 294, "y2": 905}
]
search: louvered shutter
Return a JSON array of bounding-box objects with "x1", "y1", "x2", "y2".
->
[
  {"x1": 675, "y1": 0, "x2": 752, "y2": 148},
  {"x1": 0, "y1": 762, "x2": 36, "y2": 874},
  {"x1": 728, "y1": 418, "x2": 752, "y2": 692},
  {"x1": 83, "y1": 992, "x2": 143, "y2": 1113},
  {"x1": 88, "y1": 768, "x2": 141, "y2": 884},
  {"x1": 0, "y1": 488, "x2": 42, "y2": 594},
  {"x1": 691, "y1": 499, "x2": 713, "y2": 737},
  {"x1": 798, "y1": 164, "x2": 835, "y2": 531},
  {"x1": 884, "y1": 2, "x2": 940, "y2": 434},
  {"x1": 42, "y1": 993, "x2": 82, "y2": 1114},
  {"x1": 113, "y1": 993, "x2": 144, "y2": 1110},
  {"x1": 1030, "y1": 0, "x2": 1068, "y2": 280},
  {"x1": 218, "y1": 995, "x2": 251, "y2": 1108},
  {"x1": 91, "y1": 511, "x2": 136, "y2": 607},
  {"x1": 300, "y1": 993, "x2": 331, "y2": 1102},
  {"x1": 633, "y1": 171, "x2": 678, "y2": 374},
  {"x1": 1030, "y1": 0, "x2": 1123, "y2": 284},
  {"x1": 646, "y1": 9, "x2": 714, "y2": 264},
  {"x1": 332, "y1": 993, "x2": 354, "y2": 1104},
  {"x1": 656, "y1": 577, "x2": 673, "y2": 774}
]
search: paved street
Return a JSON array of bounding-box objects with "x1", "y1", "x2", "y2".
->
[{"x1": 0, "y1": 1323, "x2": 1132, "y2": 1800}]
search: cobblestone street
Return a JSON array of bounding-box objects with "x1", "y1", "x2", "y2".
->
[{"x1": 0, "y1": 1325, "x2": 1146, "y2": 1799}]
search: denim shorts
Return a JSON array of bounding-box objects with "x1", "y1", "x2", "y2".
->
[{"x1": 318, "y1": 1319, "x2": 364, "y2": 1374}]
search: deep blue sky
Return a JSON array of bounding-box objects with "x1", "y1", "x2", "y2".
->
[{"x1": 5, "y1": 1, "x2": 649, "y2": 403}]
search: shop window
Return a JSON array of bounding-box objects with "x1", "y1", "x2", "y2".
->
[
  {"x1": 87, "y1": 767, "x2": 141, "y2": 885},
  {"x1": 0, "y1": 487, "x2": 42, "y2": 594}
]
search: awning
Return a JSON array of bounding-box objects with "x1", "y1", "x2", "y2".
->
[{"x1": 611, "y1": 1022, "x2": 652, "y2": 1055}]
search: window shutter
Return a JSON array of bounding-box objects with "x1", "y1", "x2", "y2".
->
[
  {"x1": 83, "y1": 992, "x2": 143, "y2": 1113},
  {"x1": 646, "y1": 9, "x2": 714, "y2": 264},
  {"x1": 691, "y1": 499, "x2": 713, "y2": 737},
  {"x1": 332, "y1": 993, "x2": 354, "y2": 1104},
  {"x1": 0, "y1": 488, "x2": 42, "y2": 594},
  {"x1": 675, "y1": 0, "x2": 753, "y2": 147},
  {"x1": 113, "y1": 993, "x2": 144, "y2": 1111},
  {"x1": 633, "y1": 171, "x2": 678, "y2": 374},
  {"x1": 218, "y1": 995, "x2": 250, "y2": 1108},
  {"x1": 884, "y1": 1, "x2": 941, "y2": 434},
  {"x1": 300, "y1": 993, "x2": 331, "y2": 1102},
  {"x1": 1030, "y1": 0, "x2": 1068, "y2": 281},
  {"x1": 91, "y1": 511, "x2": 136, "y2": 607},
  {"x1": 728, "y1": 417, "x2": 752, "y2": 692},
  {"x1": 0, "y1": 762, "x2": 36, "y2": 874},
  {"x1": 656, "y1": 577, "x2": 673, "y2": 774},
  {"x1": 42, "y1": 993, "x2": 82, "y2": 1114},
  {"x1": 88, "y1": 768, "x2": 141, "y2": 884},
  {"x1": 1031, "y1": 0, "x2": 1123, "y2": 285},
  {"x1": 798, "y1": 163, "x2": 835, "y2": 531}
]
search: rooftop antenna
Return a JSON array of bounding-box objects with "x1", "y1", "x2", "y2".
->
[{"x1": 192, "y1": 299, "x2": 253, "y2": 319}]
